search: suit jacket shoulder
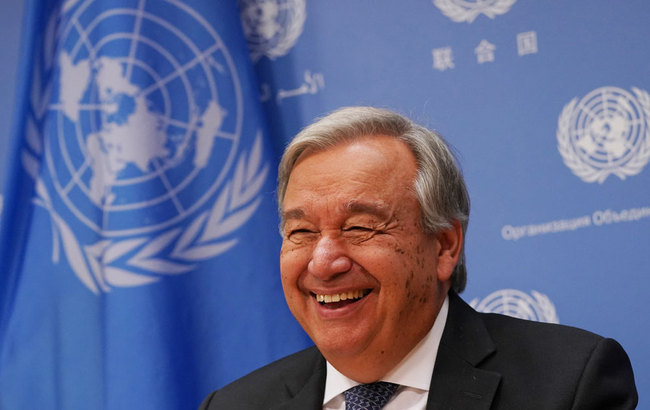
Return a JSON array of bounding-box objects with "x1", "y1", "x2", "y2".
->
[
  {"x1": 429, "y1": 292, "x2": 638, "y2": 409},
  {"x1": 199, "y1": 346, "x2": 326, "y2": 410}
]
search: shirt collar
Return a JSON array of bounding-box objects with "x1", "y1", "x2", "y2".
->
[{"x1": 323, "y1": 295, "x2": 449, "y2": 404}]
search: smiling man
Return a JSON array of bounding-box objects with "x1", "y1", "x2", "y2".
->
[{"x1": 200, "y1": 107, "x2": 637, "y2": 409}]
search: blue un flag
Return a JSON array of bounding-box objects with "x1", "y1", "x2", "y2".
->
[{"x1": 0, "y1": 0, "x2": 309, "y2": 408}]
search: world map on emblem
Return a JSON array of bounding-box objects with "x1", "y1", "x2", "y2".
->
[{"x1": 46, "y1": 0, "x2": 243, "y2": 236}]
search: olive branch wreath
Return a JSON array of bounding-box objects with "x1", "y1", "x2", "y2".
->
[
  {"x1": 433, "y1": 0, "x2": 517, "y2": 23},
  {"x1": 28, "y1": 129, "x2": 268, "y2": 294}
]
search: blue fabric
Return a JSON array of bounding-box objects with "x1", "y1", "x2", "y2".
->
[{"x1": 0, "y1": 1, "x2": 310, "y2": 409}]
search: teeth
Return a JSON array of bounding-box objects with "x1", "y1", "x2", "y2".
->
[{"x1": 316, "y1": 290, "x2": 366, "y2": 303}]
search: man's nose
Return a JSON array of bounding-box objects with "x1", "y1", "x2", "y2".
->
[{"x1": 308, "y1": 234, "x2": 352, "y2": 280}]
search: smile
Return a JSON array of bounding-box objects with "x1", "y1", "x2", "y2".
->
[{"x1": 314, "y1": 289, "x2": 371, "y2": 304}]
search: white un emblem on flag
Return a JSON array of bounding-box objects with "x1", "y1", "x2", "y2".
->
[
  {"x1": 238, "y1": 0, "x2": 306, "y2": 62},
  {"x1": 557, "y1": 87, "x2": 650, "y2": 183},
  {"x1": 21, "y1": 0, "x2": 268, "y2": 293}
]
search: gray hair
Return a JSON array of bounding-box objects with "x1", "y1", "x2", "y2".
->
[{"x1": 277, "y1": 106, "x2": 470, "y2": 293}]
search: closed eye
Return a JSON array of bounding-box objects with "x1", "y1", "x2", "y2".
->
[
  {"x1": 291, "y1": 228, "x2": 315, "y2": 235},
  {"x1": 345, "y1": 226, "x2": 372, "y2": 231},
  {"x1": 286, "y1": 228, "x2": 319, "y2": 243},
  {"x1": 342, "y1": 226, "x2": 377, "y2": 244}
]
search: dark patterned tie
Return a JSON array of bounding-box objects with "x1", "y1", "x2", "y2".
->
[{"x1": 344, "y1": 382, "x2": 400, "y2": 410}]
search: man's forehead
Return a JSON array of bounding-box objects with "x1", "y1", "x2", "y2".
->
[
  {"x1": 282, "y1": 200, "x2": 391, "y2": 221},
  {"x1": 292, "y1": 135, "x2": 412, "y2": 169}
]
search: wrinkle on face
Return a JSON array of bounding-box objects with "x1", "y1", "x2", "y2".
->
[
  {"x1": 282, "y1": 198, "x2": 405, "y2": 248},
  {"x1": 279, "y1": 135, "x2": 450, "y2": 382}
]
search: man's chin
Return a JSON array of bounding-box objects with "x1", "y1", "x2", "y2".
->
[
  {"x1": 316, "y1": 337, "x2": 396, "y2": 383},
  {"x1": 310, "y1": 328, "x2": 374, "y2": 362}
]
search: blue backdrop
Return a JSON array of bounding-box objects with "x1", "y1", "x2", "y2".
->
[{"x1": 0, "y1": 1, "x2": 647, "y2": 409}]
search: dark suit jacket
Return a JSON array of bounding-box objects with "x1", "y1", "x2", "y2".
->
[{"x1": 200, "y1": 292, "x2": 637, "y2": 409}]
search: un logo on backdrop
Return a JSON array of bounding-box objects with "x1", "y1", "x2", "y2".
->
[
  {"x1": 239, "y1": 0, "x2": 306, "y2": 62},
  {"x1": 22, "y1": 0, "x2": 268, "y2": 293},
  {"x1": 433, "y1": 0, "x2": 517, "y2": 23},
  {"x1": 557, "y1": 87, "x2": 650, "y2": 183},
  {"x1": 470, "y1": 289, "x2": 559, "y2": 324}
]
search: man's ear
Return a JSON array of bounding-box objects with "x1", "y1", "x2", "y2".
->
[{"x1": 435, "y1": 220, "x2": 463, "y2": 283}]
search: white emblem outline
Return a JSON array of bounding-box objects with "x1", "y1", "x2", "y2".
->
[
  {"x1": 433, "y1": 0, "x2": 517, "y2": 23},
  {"x1": 239, "y1": 0, "x2": 306, "y2": 62},
  {"x1": 470, "y1": 289, "x2": 559, "y2": 324},
  {"x1": 22, "y1": 1, "x2": 269, "y2": 293},
  {"x1": 557, "y1": 87, "x2": 650, "y2": 183}
]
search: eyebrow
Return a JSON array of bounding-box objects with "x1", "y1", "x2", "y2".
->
[
  {"x1": 344, "y1": 200, "x2": 390, "y2": 218},
  {"x1": 281, "y1": 201, "x2": 391, "y2": 224},
  {"x1": 282, "y1": 208, "x2": 305, "y2": 222}
]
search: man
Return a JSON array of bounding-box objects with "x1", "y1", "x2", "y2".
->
[{"x1": 201, "y1": 107, "x2": 637, "y2": 409}]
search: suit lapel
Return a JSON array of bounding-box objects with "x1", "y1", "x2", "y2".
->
[
  {"x1": 427, "y1": 292, "x2": 502, "y2": 410},
  {"x1": 271, "y1": 349, "x2": 327, "y2": 410}
]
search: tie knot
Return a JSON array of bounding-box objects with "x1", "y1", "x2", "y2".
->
[{"x1": 344, "y1": 382, "x2": 399, "y2": 410}]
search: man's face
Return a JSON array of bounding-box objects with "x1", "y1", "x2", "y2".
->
[{"x1": 280, "y1": 136, "x2": 456, "y2": 381}]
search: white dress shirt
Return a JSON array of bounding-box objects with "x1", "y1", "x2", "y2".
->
[{"x1": 322, "y1": 296, "x2": 449, "y2": 410}]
